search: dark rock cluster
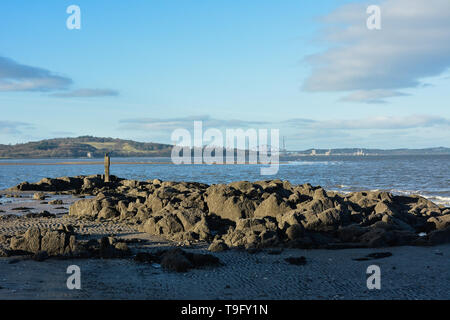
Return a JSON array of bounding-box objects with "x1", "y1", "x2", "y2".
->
[
  {"x1": 135, "y1": 248, "x2": 222, "y2": 272},
  {"x1": 9, "y1": 176, "x2": 450, "y2": 249},
  {"x1": 4, "y1": 226, "x2": 130, "y2": 260}
]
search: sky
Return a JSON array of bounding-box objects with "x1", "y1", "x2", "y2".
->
[{"x1": 0, "y1": 0, "x2": 449, "y2": 149}]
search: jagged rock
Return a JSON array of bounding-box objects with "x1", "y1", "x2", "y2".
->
[
  {"x1": 8, "y1": 176, "x2": 450, "y2": 249},
  {"x1": 33, "y1": 192, "x2": 46, "y2": 200},
  {"x1": 157, "y1": 248, "x2": 221, "y2": 272},
  {"x1": 192, "y1": 217, "x2": 213, "y2": 240},
  {"x1": 25, "y1": 211, "x2": 56, "y2": 219},
  {"x1": 175, "y1": 208, "x2": 205, "y2": 231},
  {"x1": 49, "y1": 199, "x2": 63, "y2": 205},
  {"x1": 337, "y1": 225, "x2": 368, "y2": 242},
  {"x1": 285, "y1": 256, "x2": 307, "y2": 265},
  {"x1": 358, "y1": 228, "x2": 418, "y2": 248},
  {"x1": 205, "y1": 185, "x2": 255, "y2": 221},
  {"x1": 427, "y1": 215, "x2": 450, "y2": 231},
  {"x1": 9, "y1": 227, "x2": 77, "y2": 256},
  {"x1": 32, "y1": 251, "x2": 49, "y2": 262},
  {"x1": 253, "y1": 194, "x2": 292, "y2": 218},
  {"x1": 208, "y1": 240, "x2": 229, "y2": 252},
  {"x1": 297, "y1": 197, "x2": 335, "y2": 215},
  {"x1": 139, "y1": 213, "x2": 184, "y2": 236},
  {"x1": 69, "y1": 198, "x2": 102, "y2": 218},
  {"x1": 277, "y1": 211, "x2": 303, "y2": 230},
  {"x1": 428, "y1": 227, "x2": 450, "y2": 245},
  {"x1": 285, "y1": 224, "x2": 304, "y2": 241},
  {"x1": 98, "y1": 206, "x2": 119, "y2": 219}
]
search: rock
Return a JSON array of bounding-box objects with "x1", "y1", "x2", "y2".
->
[
  {"x1": 114, "y1": 242, "x2": 129, "y2": 252},
  {"x1": 33, "y1": 192, "x2": 46, "y2": 200},
  {"x1": 277, "y1": 211, "x2": 303, "y2": 230},
  {"x1": 337, "y1": 225, "x2": 368, "y2": 242},
  {"x1": 32, "y1": 251, "x2": 49, "y2": 262},
  {"x1": 206, "y1": 185, "x2": 255, "y2": 221},
  {"x1": 140, "y1": 214, "x2": 184, "y2": 236},
  {"x1": 285, "y1": 256, "x2": 307, "y2": 265},
  {"x1": 9, "y1": 227, "x2": 76, "y2": 256},
  {"x1": 0, "y1": 248, "x2": 9, "y2": 257},
  {"x1": 49, "y1": 199, "x2": 63, "y2": 205},
  {"x1": 25, "y1": 211, "x2": 56, "y2": 219},
  {"x1": 69, "y1": 198, "x2": 102, "y2": 218},
  {"x1": 353, "y1": 252, "x2": 393, "y2": 261},
  {"x1": 285, "y1": 224, "x2": 304, "y2": 241},
  {"x1": 253, "y1": 194, "x2": 292, "y2": 218},
  {"x1": 192, "y1": 217, "x2": 213, "y2": 240},
  {"x1": 374, "y1": 201, "x2": 395, "y2": 215},
  {"x1": 427, "y1": 215, "x2": 450, "y2": 231},
  {"x1": 41, "y1": 230, "x2": 70, "y2": 256},
  {"x1": 428, "y1": 227, "x2": 450, "y2": 245},
  {"x1": 8, "y1": 175, "x2": 449, "y2": 250},
  {"x1": 359, "y1": 228, "x2": 395, "y2": 248},
  {"x1": 367, "y1": 252, "x2": 393, "y2": 259},
  {"x1": 175, "y1": 208, "x2": 204, "y2": 231},
  {"x1": 208, "y1": 240, "x2": 229, "y2": 252},
  {"x1": 98, "y1": 206, "x2": 119, "y2": 219},
  {"x1": 160, "y1": 249, "x2": 193, "y2": 272},
  {"x1": 358, "y1": 228, "x2": 417, "y2": 247}
]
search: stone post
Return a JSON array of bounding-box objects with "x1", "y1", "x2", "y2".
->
[{"x1": 104, "y1": 153, "x2": 110, "y2": 183}]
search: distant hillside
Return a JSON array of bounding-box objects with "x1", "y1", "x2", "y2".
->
[
  {"x1": 0, "y1": 136, "x2": 173, "y2": 159},
  {"x1": 294, "y1": 147, "x2": 450, "y2": 156},
  {"x1": 0, "y1": 136, "x2": 449, "y2": 159}
]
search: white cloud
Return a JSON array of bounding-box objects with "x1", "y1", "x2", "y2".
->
[
  {"x1": 307, "y1": 115, "x2": 450, "y2": 130},
  {"x1": 303, "y1": 0, "x2": 450, "y2": 103},
  {"x1": 0, "y1": 121, "x2": 33, "y2": 135},
  {"x1": 120, "y1": 115, "x2": 270, "y2": 131},
  {"x1": 51, "y1": 88, "x2": 119, "y2": 98},
  {"x1": 0, "y1": 56, "x2": 118, "y2": 97}
]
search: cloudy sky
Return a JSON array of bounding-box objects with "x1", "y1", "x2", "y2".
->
[{"x1": 0, "y1": 0, "x2": 449, "y2": 149}]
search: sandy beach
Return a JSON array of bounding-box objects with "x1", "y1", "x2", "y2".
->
[
  {"x1": 1, "y1": 243, "x2": 449, "y2": 300},
  {"x1": 1, "y1": 191, "x2": 449, "y2": 300}
]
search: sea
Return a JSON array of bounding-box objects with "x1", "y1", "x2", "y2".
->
[{"x1": 0, "y1": 155, "x2": 449, "y2": 206}]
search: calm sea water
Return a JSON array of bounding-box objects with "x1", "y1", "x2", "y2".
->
[{"x1": 0, "y1": 155, "x2": 449, "y2": 206}]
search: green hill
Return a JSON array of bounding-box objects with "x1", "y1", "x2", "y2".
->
[{"x1": 0, "y1": 136, "x2": 173, "y2": 159}]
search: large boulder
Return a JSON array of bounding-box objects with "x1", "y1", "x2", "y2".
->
[
  {"x1": 428, "y1": 227, "x2": 450, "y2": 245},
  {"x1": 139, "y1": 213, "x2": 184, "y2": 236},
  {"x1": 427, "y1": 214, "x2": 450, "y2": 231},
  {"x1": 253, "y1": 194, "x2": 292, "y2": 218},
  {"x1": 9, "y1": 227, "x2": 78, "y2": 256},
  {"x1": 69, "y1": 198, "x2": 102, "y2": 218},
  {"x1": 205, "y1": 185, "x2": 255, "y2": 221}
]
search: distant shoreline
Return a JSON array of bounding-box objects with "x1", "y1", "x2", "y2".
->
[{"x1": 0, "y1": 161, "x2": 291, "y2": 166}]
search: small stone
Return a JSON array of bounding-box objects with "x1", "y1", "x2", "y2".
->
[
  {"x1": 208, "y1": 241, "x2": 229, "y2": 252},
  {"x1": 33, "y1": 192, "x2": 46, "y2": 200},
  {"x1": 285, "y1": 256, "x2": 307, "y2": 265}
]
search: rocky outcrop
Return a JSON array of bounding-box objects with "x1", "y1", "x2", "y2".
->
[
  {"x1": 134, "y1": 248, "x2": 222, "y2": 273},
  {"x1": 11, "y1": 176, "x2": 450, "y2": 249},
  {"x1": 9, "y1": 226, "x2": 79, "y2": 256},
  {"x1": 7, "y1": 227, "x2": 130, "y2": 259}
]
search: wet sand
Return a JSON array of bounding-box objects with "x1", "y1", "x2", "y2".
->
[
  {"x1": 1, "y1": 244, "x2": 449, "y2": 300},
  {"x1": 1, "y1": 196, "x2": 449, "y2": 300}
]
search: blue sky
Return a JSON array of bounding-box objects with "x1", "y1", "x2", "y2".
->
[{"x1": 0, "y1": 0, "x2": 449, "y2": 149}]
